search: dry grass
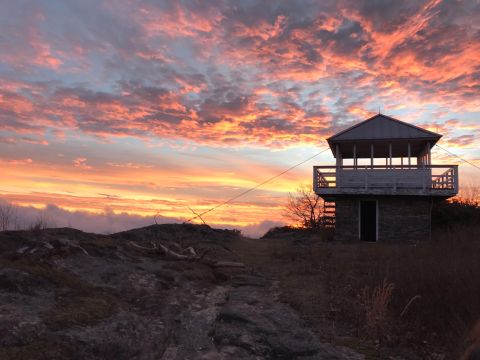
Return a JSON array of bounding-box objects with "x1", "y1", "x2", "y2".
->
[
  {"x1": 0, "y1": 258, "x2": 118, "y2": 330},
  {"x1": 322, "y1": 229, "x2": 480, "y2": 356},
  {"x1": 248, "y1": 224, "x2": 480, "y2": 359},
  {"x1": 360, "y1": 278, "x2": 395, "y2": 338},
  {"x1": 43, "y1": 290, "x2": 117, "y2": 331}
]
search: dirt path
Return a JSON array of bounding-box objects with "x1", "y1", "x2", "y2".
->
[
  {"x1": 180, "y1": 237, "x2": 365, "y2": 360},
  {"x1": 164, "y1": 256, "x2": 364, "y2": 360}
]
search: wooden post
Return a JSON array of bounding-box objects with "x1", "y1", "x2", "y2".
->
[
  {"x1": 454, "y1": 165, "x2": 459, "y2": 193},
  {"x1": 336, "y1": 144, "x2": 341, "y2": 167},
  {"x1": 336, "y1": 144, "x2": 341, "y2": 188},
  {"x1": 353, "y1": 144, "x2": 357, "y2": 168},
  {"x1": 427, "y1": 142, "x2": 431, "y2": 165},
  {"x1": 370, "y1": 143, "x2": 374, "y2": 169},
  {"x1": 389, "y1": 143, "x2": 392, "y2": 168},
  {"x1": 423, "y1": 142, "x2": 430, "y2": 166},
  {"x1": 421, "y1": 144, "x2": 425, "y2": 166},
  {"x1": 407, "y1": 142, "x2": 411, "y2": 167}
]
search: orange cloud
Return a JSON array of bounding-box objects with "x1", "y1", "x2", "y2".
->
[{"x1": 0, "y1": 0, "x2": 479, "y2": 235}]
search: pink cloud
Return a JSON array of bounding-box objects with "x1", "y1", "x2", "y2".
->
[
  {"x1": 3, "y1": 158, "x2": 33, "y2": 166},
  {"x1": 73, "y1": 157, "x2": 92, "y2": 170}
]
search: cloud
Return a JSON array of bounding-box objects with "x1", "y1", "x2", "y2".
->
[
  {"x1": 0, "y1": 198, "x2": 171, "y2": 234},
  {"x1": 0, "y1": 0, "x2": 479, "y2": 233},
  {"x1": 240, "y1": 220, "x2": 286, "y2": 238},
  {"x1": 4, "y1": 158, "x2": 33, "y2": 166},
  {"x1": 0, "y1": 199, "x2": 281, "y2": 237},
  {"x1": 0, "y1": 4, "x2": 63, "y2": 70},
  {"x1": 107, "y1": 162, "x2": 154, "y2": 169},
  {"x1": 73, "y1": 157, "x2": 92, "y2": 170},
  {"x1": 0, "y1": 0, "x2": 479, "y2": 148}
]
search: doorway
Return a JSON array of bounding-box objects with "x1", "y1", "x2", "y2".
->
[{"x1": 360, "y1": 200, "x2": 377, "y2": 242}]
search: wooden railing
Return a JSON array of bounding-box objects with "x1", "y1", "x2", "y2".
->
[
  {"x1": 431, "y1": 167, "x2": 456, "y2": 189},
  {"x1": 313, "y1": 165, "x2": 458, "y2": 195}
]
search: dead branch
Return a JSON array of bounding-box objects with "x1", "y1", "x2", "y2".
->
[
  {"x1": 184, "y1": 246, "x2": 197, "y2": 257},
  {"x1": 400, "y1": 295, "x2": 422, "y2": 318},
  {"x1": 56, "y1": 238, "x2": 90, "y2": 256},
  {"x1": 17, "y1": 246, "x2": 30, "y2": 254},
  {"x1": 128, "y1": 240, "x2": 224, "y2": 268},
  {"x1": 43, "y1": 242, "x2": 54, "y2": 250},
  {"x1": 156, "y1": 241, "x2": 194, "y2": 260},
  {"x1": 128, "y1": 240, "x2": 197, "y2": 261},
  {"x1": 128, "y1": 240, "x2": 158, "y2": 253},
  {"x1": 16, "y1": 239, "x2": 90, "y2": 256},
  {"x1": 72, "y1": 244, "x2": 89, "y2": 256},
  {"x1": 131, "y1": 214, "x2": 233, "y2": 267}
]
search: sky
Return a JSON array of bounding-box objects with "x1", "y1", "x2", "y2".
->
[{"x1": 0, "y1": 0, "x2": 479, "y2": 236}]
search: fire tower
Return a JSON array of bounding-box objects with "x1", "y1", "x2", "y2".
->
[{"x1": 313, "y1": 114, "x2": 458, "y2": 242}]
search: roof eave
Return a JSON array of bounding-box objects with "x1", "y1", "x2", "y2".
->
[
  {"x1": 328, "y1": 135, "x2": 442, "y2": 143},
  {"x1": 327, "y1": 113, "x2": 443, "y2": 142},
  {"x1": 327, "y1": 135, "x2": 442, "y2": 157}
]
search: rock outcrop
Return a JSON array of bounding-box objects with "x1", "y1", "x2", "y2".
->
[{"x1": 0, "y1": 225, "x2": 362, "y2": 359}]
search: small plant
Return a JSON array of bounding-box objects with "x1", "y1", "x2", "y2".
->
[
  {"x1": 360, "y1": 278, "x2": 395, "y2": 338},
  {"x1": 29, "y1": 216, "x2": 52, "y2": 238}
]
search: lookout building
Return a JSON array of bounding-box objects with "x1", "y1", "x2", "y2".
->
[{"x1": 313, "y1": 114, "x2": 458, "y2": 242}]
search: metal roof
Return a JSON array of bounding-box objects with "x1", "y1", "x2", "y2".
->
[{"x1": 328, "y1": 114, "x2": 442, "y2": 142}]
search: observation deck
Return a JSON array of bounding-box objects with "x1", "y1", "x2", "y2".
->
[{"x1": 313, "y1": 164, "x2": 458, "y2": 197}]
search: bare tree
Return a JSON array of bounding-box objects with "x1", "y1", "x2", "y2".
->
[
  {"x1": 0, "y1": 202, "x2": 15, "y2": 231},
  {"x1": 284, "y1": 184, "x2": 324, "y2": 229}
]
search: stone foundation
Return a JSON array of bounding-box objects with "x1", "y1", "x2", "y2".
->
[{"x1": 333, "y1": 196, "x2": 432, "y2": 242}]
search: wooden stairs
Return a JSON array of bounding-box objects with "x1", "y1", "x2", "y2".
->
[{"x1": 322, "y1": 200, "x2": 336, "y2": 228}]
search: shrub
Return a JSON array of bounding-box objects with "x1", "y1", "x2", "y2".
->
[{"x1": 432, "y1": 198, "x2": 480, "y2": 230}]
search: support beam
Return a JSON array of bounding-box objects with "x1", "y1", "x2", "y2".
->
[
  {"x1": 353, "y1": 144, "x2": 357, "y2": 168},
  {"x1": 427, "y1": 142, "x2": 431, "y2": 165},
  {"x1": 389, "y1": 143, "x2": 392, "y2": 167},
  {"x1": 370, "y1": 143, "x2": 374, "y2": 168},
  {"x1": 335, "y1": 144, "x2": 342, "y2": 188},
  {"x1": 335, "y1": 144, "x2": 341, "y2": 167},
  {"x1": 408, "y1": 142, "x2": 411, "y2": 167}
]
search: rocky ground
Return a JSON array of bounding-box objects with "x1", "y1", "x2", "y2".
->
[{"x1": 0, "y1": 224, "x2": 364, "y2": 360}]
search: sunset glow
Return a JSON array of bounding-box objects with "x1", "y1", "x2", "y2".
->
[{"x1": 0, "y1": 0, "x2": 479, "y2": 236}]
